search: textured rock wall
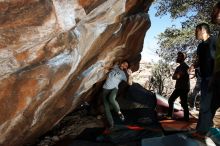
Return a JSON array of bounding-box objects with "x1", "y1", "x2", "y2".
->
[{"x1": 0, "y1": 0, "x2": 153, "y2": 145}]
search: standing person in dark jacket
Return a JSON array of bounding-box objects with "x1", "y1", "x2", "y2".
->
[
  {"x1": 210, "y1": 1, "x2": 220, "y2": 123},
  {"x1": 190, "y1": 23, "x2": 216, "y2": 137},
  {"x1": 200, "y1": 2, "x2": 220, "y2": 139},
  {"x1": 167, "y1": 52, "x2": 190, "y2": 121}
]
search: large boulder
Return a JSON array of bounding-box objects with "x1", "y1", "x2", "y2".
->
[{"x1": 0, "y1": 0, "x2": 153, "y2": 145}]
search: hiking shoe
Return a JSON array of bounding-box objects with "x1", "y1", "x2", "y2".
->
[
  {"x1": 119, "y1": 113, "x2": 125, "y2": 121},
  {"x1": 207, "y1": 128, "x2": 220, "y2": 145},
  {"x1": 190, "y1": 132, "x2": 206, "y2": 141},
  {"x1": 164, "y1": 116, "x2": 172, "y2": 120},
  {"x1": 189, "y1": 107, "x2": 197, "y2": 112}
]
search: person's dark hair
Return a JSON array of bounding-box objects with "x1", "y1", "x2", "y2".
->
[
  {"x1": 177, "y1": 51, "x2": 187, "y2": 60},
  {"x1": 120, "y1": 60, "x2": 130, "y2": 67},
  {"x1": 196, "y1": 23, "x2": 210, "y2": 34}
]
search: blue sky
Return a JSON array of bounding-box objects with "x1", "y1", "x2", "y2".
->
[{"x1": 141, "y1": 3, "x2": 184, "y2": 62}]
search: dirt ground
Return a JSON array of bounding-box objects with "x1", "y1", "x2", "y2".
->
[{"x1": 190, "y1": 108, "x2": 220, "y2": 128}]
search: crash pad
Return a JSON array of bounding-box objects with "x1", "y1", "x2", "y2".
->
[
  {"x1": 113, "y1": 108, "x2": 158, "y2": 126},
  {"x1": 141, "y1": 133, "x2": 216, "y2": 146},
  {"x1": 160, "y1": 118, "x2": 197, "y2": 134},
  {"x1": 97, "y1": 124, "x2": 163, "y2": 144}
]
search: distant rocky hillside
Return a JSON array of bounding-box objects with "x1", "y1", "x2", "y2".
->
[
  {"x1": 132, "y1": 61, "x2": 197, "y2": 97},
  {"x1": 132, "y1": 61, "x2": 153, "y2": 87}
]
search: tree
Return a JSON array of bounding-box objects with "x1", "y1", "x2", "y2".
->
[
  {"x1": 154, "y1": 0, "x2": 218, "y2": 63},
  {"x1": 157, "y1": 26, "x2": 197, "y2": 63},
  {"x1": 148, "y1": 60, "x2": 173, "y2": 96}
]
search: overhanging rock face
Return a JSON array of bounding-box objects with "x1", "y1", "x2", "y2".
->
[{"x1": 0, "y1": 0, "x2": 153, "y2": 145}]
